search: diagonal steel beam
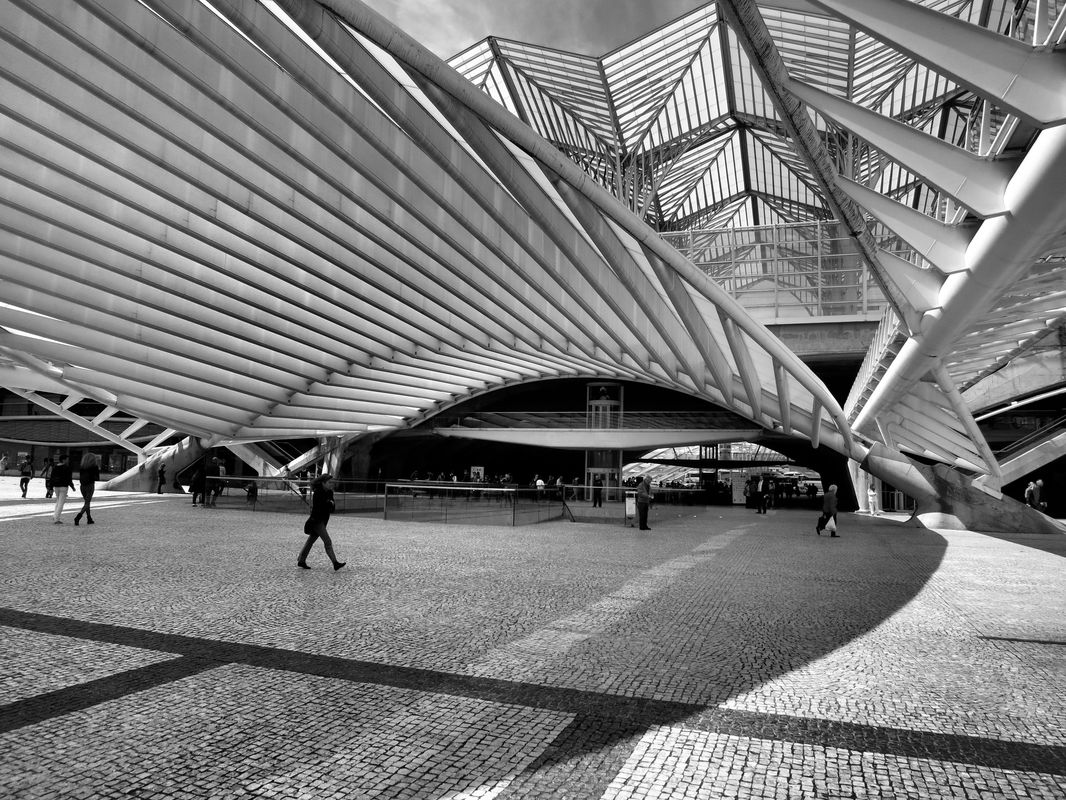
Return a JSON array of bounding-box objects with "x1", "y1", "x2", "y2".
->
[
  {"x1": 312, "y1": 0, "x2": 858, "y2": 458},
  {"x1": 7, "y1": 387, "x2": 144, "y2": 455},
  {"x1": 715, "y1": 0, "x2": 918, "y2": 331}
]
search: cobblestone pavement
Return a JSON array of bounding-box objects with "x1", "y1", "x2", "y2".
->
[{"x1": 1, "y1": 478, "x2": 1064, "y2": 798}]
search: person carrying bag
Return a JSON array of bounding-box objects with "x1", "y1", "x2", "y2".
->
[{"x1": 816, "y1": 484, "x2": 839, "y2": 537}]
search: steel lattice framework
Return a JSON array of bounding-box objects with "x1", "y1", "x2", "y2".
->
[
  {"x1": 0, "y1": 0, "x2": 1064, "y2": 527},
  {"x1": 455, "y1": 0, "x2": 1066, "y2": 487}
]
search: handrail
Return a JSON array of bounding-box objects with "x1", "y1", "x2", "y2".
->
[{"x1": 993, "y1": 414, "x2": 1066, "y2": 459}]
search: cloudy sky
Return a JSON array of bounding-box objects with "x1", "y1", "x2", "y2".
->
[{"x1": 360, "y1": 0, "x2": 709, "y2": 58}]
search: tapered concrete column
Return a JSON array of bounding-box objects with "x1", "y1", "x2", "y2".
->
[
  {"x1": 337, "y1": 432, "x2": 387, "y2": 481},
  {"x1": 848, "y1": 460, "x2": 870, "y2": 513},
  {"x1": 860, "y1": 443, "x2": 1064, "y2": 533},
  {"x1": 105, "y1": 436, "x2": 207, "y2": 492}
]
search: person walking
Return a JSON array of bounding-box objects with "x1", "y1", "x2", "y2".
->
[
  {"x1": 40, "y1": 457, "x2": 54, "y2": 498},
  {"x1": 156, "y1": 463, "x2": 166, "y2": 494},
  {"x1": 297, "y1": 473, "x2": 345, "y2": 570},
  {"x1": 817, "y1": 484, "x2": 839, "y2": 537},
  {"x1": 636, "y1": 475, "x2": 653, "y2": 530},
  {"x1": 50, "y1": 455, "x2": 76, "y2": 524},
  {"x1": 74, "y1": 452, "x2": 101, "y2": 526},
  {"x1": 18, "y1": 456, "x2": 33, "y2": 498}
]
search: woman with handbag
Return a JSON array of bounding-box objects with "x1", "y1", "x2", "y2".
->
[
  {"x1": 296, "y1": 474, "x2": 346, "y2": 570},
  {"x1": 816, "y1": 484, "x2": 839, "y2": 537}
]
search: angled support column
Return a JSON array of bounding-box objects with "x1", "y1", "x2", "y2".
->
[
  {"x1": 789, "y1": 79, "x2": 1016, "y2": 218},
  {"x1": 835, "y1": 178, "x2": 973, "y2": 274},
  {"x1": 773, "y1": 362, "x2": 792, "y2": 435},
  {"x1": 104, "y1": 436, "x2": 207, "y2": 492},
  {"x1": 8, "y1": 387, "x2": 144, "y2": 455},
  {"x1": 853, "y1": 125, "x2": 1066, "y2": 437},
  {"x1": 714, "y1": 0, "x2": 919, "y2": 330},
  {"x1": 933, "y1": 365, "x2": 1002, "y2": 486},
  {"x1": 720, "y1": 316, "x2": 763, "y2": 423}
]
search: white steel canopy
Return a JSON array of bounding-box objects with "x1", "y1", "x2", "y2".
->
[
  {"x1": 0, "y1": 0, "x2": 848, "y2": 455},
  {"x1": 1, "y1": 0, "x2": 1064, "y2": 516}
]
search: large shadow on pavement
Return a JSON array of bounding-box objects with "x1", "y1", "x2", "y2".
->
[{"x1": 1, "y1": 510, "x2": 1063, "y2": 793}]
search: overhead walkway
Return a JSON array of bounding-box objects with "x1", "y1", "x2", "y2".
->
[{"x1": 433, "y1": 410, "x2": 761, "y2": 450}]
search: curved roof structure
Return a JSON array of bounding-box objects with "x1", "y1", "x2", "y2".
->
[{"x1": 1, "y1": 0, "x2": 1064, "y2": 504}]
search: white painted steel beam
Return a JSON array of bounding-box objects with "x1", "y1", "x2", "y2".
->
[
  {"x1": 853, "y1": 125, "x2": 1066, "y2": 437},
  {"x1": 314, "y1": 0, "x2": 859, "y2": 457},
  {"x1": 834, "y1": 178, "x2": 973, "y2": 275},
  {"x1": 806, "y1": 0, "x2": 1066, "y2": 126},
  {"x1": 790, "y1": 79, "x2": 1016, "y2": 218},
  {"x1": 434, "y1": 428, "x2": 762, "y2": 450},
  {"x1": 7, "y1": 388, "x2": 144, "y2": 455},
  {"x1": 933, "y1": 365, "x2": 1002, "y2": 481}
]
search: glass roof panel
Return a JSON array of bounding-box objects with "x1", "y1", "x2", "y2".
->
[
  {"x1": 602, "y1": 8, "x2": 719, "y2": 150},
  {"x1": 634, "y1": 36, "x2": 730, "y2": 154},
  {"x1": 505, "y1": 65, "x2": 611, "y2": 155},
  {"x1": 725, "y1": 26, "x2": 775, "y2": 121},
  {"x1": 761, "y1": 7, "x2": 853, "y2": 97},
  {"x1": 493, "y1": 39, "x2": 614, "y2": 138},
  {"x1": 451, "y1": 0, "x2": 1034, "y2": 235}
]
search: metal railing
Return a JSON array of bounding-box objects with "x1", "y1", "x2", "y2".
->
[
  {"x1": 172, "y1": 476, "x2": 387, "y2": 515},
  {"x1": 663, "y1": 220, "x2": 888, "y2": 322},
  {"x1": 384, "y1": 482, "x2": 566, "y2": 525},
  {"x1": 434, "y1": 410, "x2": 751, "y2": 431},
  {"x1": 993, "y1": 414, "x2": 1066, "y2": 460}
]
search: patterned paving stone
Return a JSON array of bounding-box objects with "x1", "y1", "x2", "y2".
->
[
  {"x1": 601, "y1": 726, "x2": 1066, "y2": 800},
  {"x1": 0, "y1": 626, "x2": 176, "y2": 703},
  {"x1": 0, "y1": 477, "x2": 1063, "y2": 797},
  {"x1": 0, "y1": 663, "x2": 573, "y2": 800}
]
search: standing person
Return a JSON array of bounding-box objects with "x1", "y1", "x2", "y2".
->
[
  {"x1": 74, "y1": 452, "x2": 101, "y2": 526},
  {"x1": 0, "y1": 452, "x2": 8, "y2": 474},
  {"x1": 205, "y1": 457, "x2": 221, "y2": 508},
  {"x1": 296, "y1": 474, "x2": 345, "y2": 570},
  {"x1": 40, "y1": 457, "x2": 54, "y2": 498},
  {"x1": 18, "y1": 456, "x2": 33, "y2": 498},
  {"x1": 753, "y1": 476, "x2": 766, "y2": 514},
  {"x1": 636, "y1": 475, "x2": 653, "y2": 531},
  {"x1": 190, "y1": 464, "x2": 205, "y2": 507},
  {"x1": 592, "y1": 475, "x2": 604, "y2": 507},
  {"x1": 816, "y1": 484, "x2": 839, "y2": 537},
  {"x1": 1034, "y1": 479, "x2": 1046, "y2": 511},
  {"x1": 867, "y1": 478, "x2": 880, "y2": 516},
  {"x1": 1025, "y1": 481, "x2": 1037, "y2": 508},
  {"x1": 50, "y1": 455, "x2": 76, "y2": 524},
  {"x1": 156, "y1": 463, "x2": 166, "y2": 494}
]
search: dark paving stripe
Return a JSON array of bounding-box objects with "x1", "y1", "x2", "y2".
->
[
  {"x1": 2, "y1": 607, "x2": 1064, "y2": 776},
  {"x1": 0, "y1": 656, "x2": 217, "y2": 734},
  {"x1": 980, "y1": 635, "x2": 1066, "y2": 647}
]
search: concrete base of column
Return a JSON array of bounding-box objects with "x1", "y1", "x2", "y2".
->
[
  {"x1": 104, "y1": 436, "x2": 207, "y2": 492},
  {"x1": 861, "y1": 443, "x2": 1063, "y2": 534},
  {"x1": 908, "y1": 462, "x2": 1064, "y2": 534}
]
